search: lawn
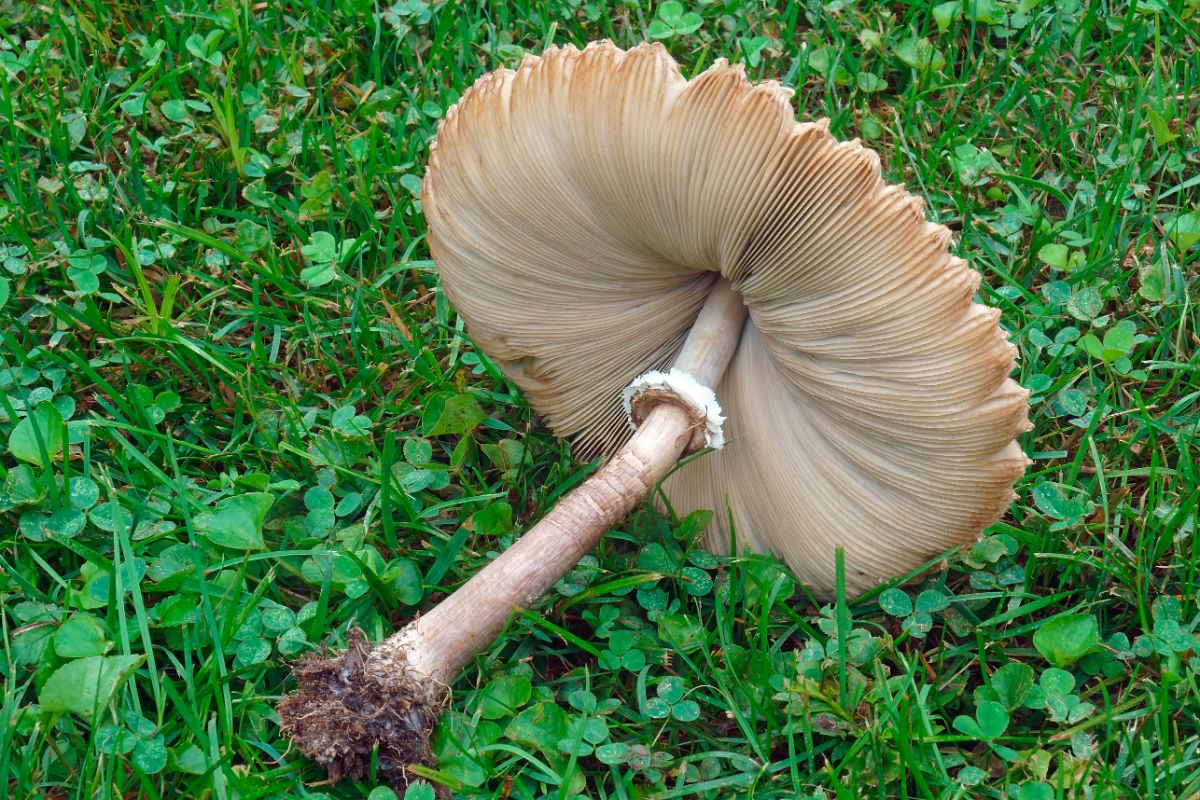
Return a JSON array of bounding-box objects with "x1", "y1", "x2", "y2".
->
[{"x1": 1, "y1": 1, "x2": 1199, "y2": 798}]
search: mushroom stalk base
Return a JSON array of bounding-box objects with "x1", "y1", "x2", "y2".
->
[
  {"x1": 279, "y1": 278, "x2": 747, "y2": 787},
  {"x1": 278, "y1": 629, "x2": 439, "y2": 787}
]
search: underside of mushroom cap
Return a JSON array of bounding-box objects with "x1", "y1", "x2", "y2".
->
[{"x1": 423, "y1": 41, "x2": 1030, "y2": 598}]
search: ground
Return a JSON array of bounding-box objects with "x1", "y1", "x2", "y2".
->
[{"x1": 1, "y1": 1, "x2": 1199, "y2": 799}]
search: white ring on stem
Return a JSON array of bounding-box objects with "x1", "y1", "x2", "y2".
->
[{"x1": 622, "y1": 369, "x2": 726, "y2": 452}]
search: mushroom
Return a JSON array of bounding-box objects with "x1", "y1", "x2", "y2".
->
[{"x1": 278, "y1": 41, "x2": 1030, "y2": 785}]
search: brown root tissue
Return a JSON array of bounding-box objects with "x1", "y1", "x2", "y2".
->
[{"x1": 278, "y1": 629, "x2": 442, "y2": 788}]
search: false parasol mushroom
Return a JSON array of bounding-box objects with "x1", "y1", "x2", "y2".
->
[{"x1": 278, "y1": 40, "x2": 1030, "y2": 785}]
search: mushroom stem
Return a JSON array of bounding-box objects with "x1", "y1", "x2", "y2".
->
[
  {"x1": 385, "y1": 278, "x2": 745, "y2": 682},
  {"x1": 279, "y1": 278, "x2": 747, "y2": 786},
  {"x1": 673, "y1": 277, "x2": 748, "y2": 386},
  {"x1": 394, "y1": 403, "x2": 695, "y2": 685}
]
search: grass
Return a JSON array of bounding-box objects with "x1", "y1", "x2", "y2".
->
[{"x1": 0, "y1": 0, "x2": 1198, "y2": 798}]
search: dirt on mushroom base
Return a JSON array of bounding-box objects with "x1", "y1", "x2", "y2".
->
[{"x1": 278, "y1": 629, "x2": 443, "y2": 789}]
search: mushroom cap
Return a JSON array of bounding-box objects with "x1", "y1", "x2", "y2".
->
[{"x1": 423, "y1": 41, "x2": 1030, "y2": 598}]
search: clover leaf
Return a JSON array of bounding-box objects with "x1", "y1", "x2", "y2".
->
[{"x1": 647, "y1": 1, "x2": 703, "y2": 39}]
